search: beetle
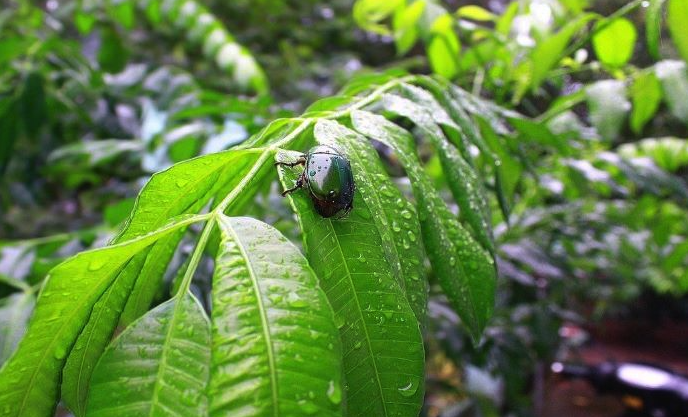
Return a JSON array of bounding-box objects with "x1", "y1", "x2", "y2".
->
[{"x1": 276, "y1": 145, "x2": 355, "y2": 218}]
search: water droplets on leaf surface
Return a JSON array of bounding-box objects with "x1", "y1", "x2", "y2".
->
[
  {"x1": 327, "y1": 380, "x2": 342, "y2": 405},
  {"x1": 87, "y1": 258, "x2": 106, "y2": 271},
  {"x1": 398, "y1": 378, "x2": 419, "y2": 397}
]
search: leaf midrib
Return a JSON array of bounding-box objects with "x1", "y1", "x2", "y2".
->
[
  {"x1": 222, "y1": 219, "x2": 280, "y2": 417},
  {"x1": 323, "y1": 218, "x2": 389, "y2": 417}
]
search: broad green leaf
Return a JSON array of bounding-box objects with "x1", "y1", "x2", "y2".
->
[
  {"x1": 585, "y1": 80, "x2": 630, "y2": 140},
  {"x1": 351, "y1": 110, "x2": 496, "y2": 341},
  {"x1": 646, "y1": 0, "x2": 666, "y2": 60},
  {"x1": 209, "y1": 216, "x2": 343, "y2": 416},
  {"x1": 630, "y1": 71, "x2": 663, "y2": 134},
  {"x1": 85, "y1": 291, "x2": 210, "y2": 417},
  {"x1": 115, "y1": 149, "x2": 262, "y2": 323},
  {"x1": 381, "y1": 92, "x2": 494, "y2": 254},
  {"x1": 62, "y1": 253, "x2": 145, "y2": 417},
  {"x1": 529, "y1": 14, "x2": 595, "y2": 92},
  {"x1": 314, "y1": 120, "x2": 428, "y2": 323},
  {"x1": 0, "y1": 214, "x2": 206, "y2": 417},
  {"x1": 19, "y1": 72, "x2": 48, "y2": 140},
  {"x1": 278, "y1": 160, "x2": 425, "y2": 417},
  {"x1": 427, "y1": 14, "x2": 461, "y2": 79},
  {"x1": 655, "y1": 60, "x2": 688, "y2": 122},
  {"x1": 668, "y1": 0, "x2": 688, "y2": 65},
  {"x1": 592, "y1": 18, "x2": 636, "y2": 68},
  {"x1": 0, "y1": 292, "x2": 34, "y2": 365}
]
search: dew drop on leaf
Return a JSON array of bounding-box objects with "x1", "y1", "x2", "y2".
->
[
  {"x1": 176, "y1": 179, "x2": 190, "y2": 188},
  {"x1": 398, "y1": 378, "x2": 419, "y2": 397},
  {"x1": 327, "y1": 380, "x2": 342, "y2": 405},
  {"x1": 297, "y1": 399, "x2": 319, "y2": 415},
  {"x1": 87, "y1": 258, "x2": 106, "y2": 271}
]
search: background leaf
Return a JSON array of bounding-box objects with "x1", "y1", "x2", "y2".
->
[{"x1": 592, "y1": 18, "x2": 636, "y2": 68}]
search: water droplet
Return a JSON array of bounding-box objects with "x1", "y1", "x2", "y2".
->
[
  {"x1": 87, "y1": 259, "x2": 106, "y2": 271},
  {"x1": 401, "y1": 210, "x2": 413, "y2": 219},
  {"x1": 398, "y1": 378, "x2": 419, "y2": 397},
  {"x1": 54, "y1": 346, "x2": 67, "y2": 360},
  {"x1": 309, "y1": 170, "x2": 316, "y2": 176},
  {"x1": 334, "y1": 315, "x2": 346, "y2": 329},
  {"x1": 357, "y1": 254, "x2": 366, "y2": 263},
  {"x1": 176, "y1": 179, "x2": 190, "y2": 188},
  {"x1": 327, "y1": 380, "x2": 342, "y2": 405},
  {"x1": 287, "y1": 292, "x2": 307, "y2": 308},
  {"x1": 392, "y1": 221, "x2": 401, "y2": 232},
  {"x1": 297, "y1": 399, "x2": 319, "y2": 415},
  {"x1": 449, "y1": 257, "x2": 456, "y2": 266},
  {"x1": 354, "y1": 340, "x2": 362, "y2": 349},
  {"x1": 408, "y1": 231, "x2": 416, "y2": 242}
]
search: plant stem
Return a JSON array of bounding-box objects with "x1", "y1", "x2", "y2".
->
[
  {"x1": 178, "y1": 76, "x2": 413, "y2": 289},
  {"x1": 176, "y1": 218, "x2": 215, "y2": 296}
]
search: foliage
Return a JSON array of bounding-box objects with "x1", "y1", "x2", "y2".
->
[
  {"x1": 0, "y1": 72, "x2": 505, "y2": 416},
  {"x1": 2, "y1": 0, "x2": 688, "y2": 416}
]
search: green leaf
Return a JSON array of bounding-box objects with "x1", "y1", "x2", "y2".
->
[
  {"x1": 0, "y1": 97, "x2": 20, "y2": 177},
  {"x1": 655, "y1": 60, "x2": 688, "y2": 122},
  {"x1": 350, "y1": 109, "x2": 496, "y2": 341},
  {"x1": 585, "y1": 80, "x2": 630, "y2": 140},
  {"x1": 592, "y1": 17, "x2": 636, "y2": 68},
  {"x1": 97, "y1": 26, "x2": 129, "y2": 74},
  {"x1": 115, "y1": 149, "x2": 262, "y2": 323},
  {"x1": 85, "y1": 291, "x2": 210, "y2": 417},
  {"x1": 314, "y1": 120, "x2": 428, "y2": 324},
  {"x1": 646, "y1": 0, "x2": 666, "y2": 60},
  {"x1": 529, "y1": 14, "x2": 595, "y2": 92},
  {"x1": 20, "y1": 72, "x2": 48, "y2": 140},
  {"x1": 0, "y1": 214, "x2": 206, "y2": 417},
  {"x1": 209, "y1": 216, "x2": 344, "y2": 416},
  {"x1": 278, "y1": 156, "x2": 425, "y2": 417},
  {"x1": 456, "y1": 5, "x2": 495, "y2": 22},
  {"x1": 630, "y1": 71, "x2": 663, "y2": 134},
  {"x1": 427, "y1": 13, "x2": 461, "y2": 79},
  {"x1": 0, "y1": 292, "x2": 34, "y2": 365},
  {"x1": 380, "y1": 92, "x2": 494, "y2": 254},
  {"x1": 393, "y1": 0, "x2": 425, "y2": 55},
  {"x1": 668, "y1": 0, "x2": 688, "y2": 65},
  {"x1": 353, "y1": 0, "x2": 404, "y2": 35},
  {"x1": 61, "y1": 253, "x2": 145, "y2": 417}
]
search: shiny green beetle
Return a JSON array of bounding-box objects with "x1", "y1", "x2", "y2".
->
[{"x1": 277, "y1": 145, "x2": 355, "y2": 218}]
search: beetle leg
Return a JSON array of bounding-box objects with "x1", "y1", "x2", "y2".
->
[
  {"x1": 274, "y1": 155, "x2": 306, "y2": 167},
  {"x1": 281, "y1": 176, "x2": 304, "y2": 196}
]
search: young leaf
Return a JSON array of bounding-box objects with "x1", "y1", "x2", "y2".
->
[
  {"x1": 85, "y1": 291, "x2": 210, "y2": 417},
  {"x1": 0, "y1": 214, "x2": 207, "y2": 417},
  {"x1": 592, "y1": 17, "x2": 636, "y2": 68},
  {"x1": 630, "y1": 71, "x2": 663, "y2": 134},
  {"x1": 668, "y1": 0, "x2": 688, "y2": 65},
  {"x1": 278, "y1": 160, "x2": 425, "y2": 417},
  {"x1": 426, "y1": 14, "x2": 461, "y2": 79},
  {"x1": 314, "y1": 120, "x2": 428, "y2": 324},
  {"x1": 209, "y1": 216, "x2": 344, "y2": 416},
  {"x1": 350, "y1": 110, "x2": 496, "y2": 341}
]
